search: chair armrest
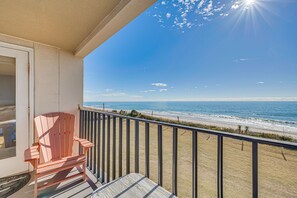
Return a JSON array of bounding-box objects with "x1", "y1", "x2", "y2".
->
[
  {"x1": 74, "y1": 137, "x2": 94, "y2": 148},
  {"x1": 24, "y1": 145, "x2": 40, "y2": 162}
]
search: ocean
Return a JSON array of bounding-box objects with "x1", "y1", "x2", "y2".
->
[{"x1": 84, "y1": 101, "x2": 297, "y2": 135}]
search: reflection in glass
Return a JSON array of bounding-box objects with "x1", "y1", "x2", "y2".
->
[{"x1": 0, "y1": 55, "x2": 16, "y2": 159}]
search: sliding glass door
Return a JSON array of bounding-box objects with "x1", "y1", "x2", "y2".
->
[{"x1": 0, "y1": 46, "x2": 29, "y2": 177}]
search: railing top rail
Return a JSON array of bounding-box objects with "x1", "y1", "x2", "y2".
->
[{"x1": 79, "y1": 105, "x2": 297, "y2": 150}]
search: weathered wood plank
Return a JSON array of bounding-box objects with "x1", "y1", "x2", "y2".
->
[{"x1": 91, "y1": 173, "x2": 176, "y2": 198}]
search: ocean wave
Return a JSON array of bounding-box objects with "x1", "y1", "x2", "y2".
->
[{"x1": 140, "y1": 110, "x2": 297, "y2": 133}]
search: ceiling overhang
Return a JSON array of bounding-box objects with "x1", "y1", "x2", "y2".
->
[{"x1": 0, "y1": 0, "x2": 156, "y2": 58}]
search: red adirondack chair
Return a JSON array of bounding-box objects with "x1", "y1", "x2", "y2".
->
[{"x1": 24, "y1": 112, "x2": 93, "y2": 198}]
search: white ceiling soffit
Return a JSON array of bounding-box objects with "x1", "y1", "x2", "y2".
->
[{"x1": 0, "y1": 0, "x2": 156, "y2": 58}]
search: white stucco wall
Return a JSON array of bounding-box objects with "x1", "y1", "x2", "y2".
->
[
  {"x1": 34, "y1": 44, "x2": 83, "y2": 116},
  {"x1": 0, "y1": 34, "x2": 84, "y2": 143}
]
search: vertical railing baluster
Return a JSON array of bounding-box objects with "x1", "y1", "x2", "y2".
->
[
  {"x1": 192, "y1": 131, "x2": 198, "y2": 198},
  {"x1": 145, "y1": 122, "x2": 150, "y2": 178},
  {"x1": 107, "y1": 115, "x2": 111, "y2": 183},
  {"x1": 158, "y1": 124, "x2": 163, "y2": 186},
  {"x1": 112, "y1": 116, "x2": 117, "y2": 180},
  {"x1": 252, "y1": 142, "x2": 258, "y2": 198},
  {"x1": 126, "y1": 119, "x2": 130, "y2": 174},
  {"x1": 102, "y1": 114, "x2": 106, "y2": 183},
  {"x1": 135, "y1": 120, "x2": 140, "y2": 173},
  {"x1": 87, "y1": 111, "x2": 90, "y2": 167},
  {"x1": 119, "y1": 117, "x2": 123, "y2": 177},
  {"x1": 79, "y1": 110, "x2": 83, "y2": 154},
  {"x1": 90, "y1": 112, "x2": 94, "y2": 171},
  {"x1": 93, "y1": 112, "x2": 97, "y2": 174},
  {"x1": 97, "y1": 113, "x2": 101, "y2": 179},
  {"x1": 218, "y1": 135, "x2": 223, "y2": 198},
  {"x1": 172, "y1": 127, "x2": 178, "y2": 195},
  {"x1": 83, "y1": 110, "x2": 87, "y2": 141}
]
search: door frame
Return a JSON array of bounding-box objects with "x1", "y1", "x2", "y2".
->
[{"x1": 0, "y1": 41, "x2": 35, "y2": 171}]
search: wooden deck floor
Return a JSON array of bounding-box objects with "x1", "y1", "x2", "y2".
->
[
  {"x1": 10, "y1": 168, "x2": 102, "y2": 198},
  {"x1": 91, "y1": 173, "x2": 176, "y2": 198}
]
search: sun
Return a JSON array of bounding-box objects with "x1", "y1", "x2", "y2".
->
[
  {"x1": 228, "y1": 0, "x2": 269, "y2": 31},
  {"x1": 245, "y1": 0, "x2": 256, "y2": 6}
]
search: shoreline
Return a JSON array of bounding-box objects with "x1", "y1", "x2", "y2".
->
[
  {"x1": 139, "y1": 110, "x2": 297, "y2": 139},
  {"x1": 85, "y1": 105, "x2": 297, "y2": 140},
  {"x1": 139, "y1": 111, "x2": 297, "y2": 140}
]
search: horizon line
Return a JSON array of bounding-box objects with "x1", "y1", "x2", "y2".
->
[{"x1": 84, "y1": 97, "x2": 297, "y2": 102}]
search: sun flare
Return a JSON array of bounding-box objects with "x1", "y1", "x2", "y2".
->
[{"x1": 245, "y1": 0, "x2": 256, "y2": 6}]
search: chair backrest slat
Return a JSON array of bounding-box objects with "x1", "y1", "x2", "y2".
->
[{"x1": 34, "y1": 112, "x2": 75, "y2": 163}]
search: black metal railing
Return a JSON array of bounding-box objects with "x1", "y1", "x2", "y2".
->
[{"x1": 79, "y1": 106, "x2": 297, "y2": 198}]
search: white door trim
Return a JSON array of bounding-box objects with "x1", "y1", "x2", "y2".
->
[{"x1": 0, "y1": 41, "x2": 35, "y2": 165}]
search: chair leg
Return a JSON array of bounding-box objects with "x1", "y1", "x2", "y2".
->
[
  {"x1": 34, "y1": 171, "x2": 38, "y2": 198},
  {"x1": 83, "y1": 162, "x2": 87, "y2": 181}
]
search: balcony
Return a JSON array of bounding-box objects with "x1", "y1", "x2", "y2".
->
[
  {"x1": 75, "y1": 106, "x2": 297, "y2": 198},
  {"x1": 3, "y1": 105, "x2": 297, "y2": 197}
]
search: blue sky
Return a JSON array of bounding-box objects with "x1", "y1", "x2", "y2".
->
[{"x1": 84, "y1": 0, "x2": 297, "y2": 102}]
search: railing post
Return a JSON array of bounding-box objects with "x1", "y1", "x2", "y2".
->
[
  {"x1": 79, "y1": 110, "x2": 83, "y2": 154},
  {"x1": 97, "y1": 113, "x2": 101, "y2": 179},
  {"x1": 83, "y1": 110, "x2": 86, "y2": 142},
  {"x1": 107, "y1": 115, "x2": 111, "y2": 183},
  {"x1": 172, "y1": 127, "x2": 178, "y2": 196},
  {"x1": 218, "y1": 135, "x2": 223, "y2": 198},
  {"x1": 135, "y1": 120, "x2": 140, "y2": 173},
  {"x1": 90, "y1": 111, "x2": 94, "y2": 172},
  {"x1": 112, "y1": 116, "x2": 117, "y2": 180},
  {"x1": 145, "y1": 122, "x2": 150, "y2": 178},
  {"x1": 86, "y1": 111, "x2": 90, "y2": 168},
  {"x1": 192, "y1": 131, "x2": 198, "y2": 198},
  {"x1": 93, "y1": 112, "x2": 97, "y2": 175},
  {"x1": 83, "y1": 111, "x2": 87, "y2": 162},
  {"x1": 119, "y1": 117, "x2": 123, "y2": 177},
  {"x1": 126, "y1": 119, "x2": 130, "y2": 174},
  {"x1": 102, "y1": 114, "x2": 106, "y2": 183},
  {"x1": 158, "y1": 124, "x2": 163, "y2": 186},
  {"x1": 252, "y1": 142, "x2": 258, "y2": 198}
]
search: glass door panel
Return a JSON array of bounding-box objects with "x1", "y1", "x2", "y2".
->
[{"x1": 0, "y1": 55, "x2": 16, "y2": 160}]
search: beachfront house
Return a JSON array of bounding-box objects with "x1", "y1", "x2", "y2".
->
[{"x1": 0, "y1": 0, "x2": 296, "y2": 197}]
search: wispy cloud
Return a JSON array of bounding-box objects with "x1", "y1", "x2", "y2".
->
[
  {"x1": 256, "y1": 81, "x2": 264, "y2": 84},
  {"x1": 231, "y1": 2, "x2": 240, "y2": 10},
  {"x1": 159, "y1": 89, "x2": 168, "y2": 92},
  {"x1": 98, "y1": 91, "x2": 143, "y2": 101},
  {"x1": 166, "y1": 13, "x2": 171, "y2": 19},
  {"x1": 234, "y1": 58, "x2": 249, "y2": 62},
  {"x1": 152, "y1": 0, "x2": 227, "y2": 31},
  {"x1": 101, "y1": 92, "x2": 126, "y2": 97},
  {"x1": 152, "y1": 83, "x2": 167, "y2": 87},
  {"x1": 198, "y1": 0, "x2": 205, "y2": 9},
  {"x1": 104, "y1": 89, "x2": 113, "y2": 92},
  {"x1": 142, "y1": 90, "x2": 156, "y2": 93}
]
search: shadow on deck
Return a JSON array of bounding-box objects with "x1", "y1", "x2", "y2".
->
[{"x1": 10, "y1": 168, "x2": 102, "y2": 198}]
